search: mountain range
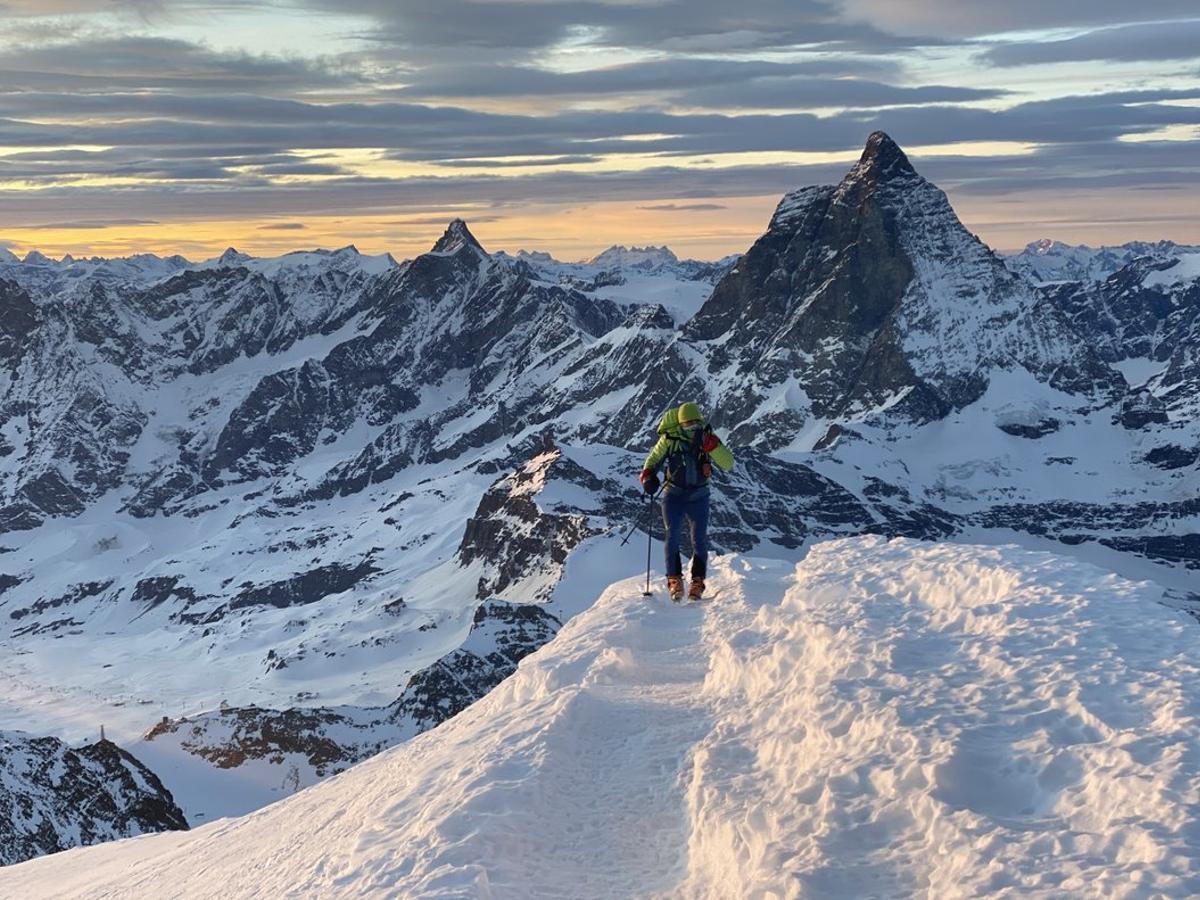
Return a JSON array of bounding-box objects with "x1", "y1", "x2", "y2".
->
[{"x1": 0, "y1": 132, "x2": 1196, "y2": 864}]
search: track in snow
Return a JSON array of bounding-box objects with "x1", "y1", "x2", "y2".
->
[{"x1": 3, "y1": 536, "x2": 1199, "y2": 898}]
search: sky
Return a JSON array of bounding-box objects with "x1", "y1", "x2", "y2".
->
[{"x1": 0, "y1": 0, "x2": 1197, "y2": 261}]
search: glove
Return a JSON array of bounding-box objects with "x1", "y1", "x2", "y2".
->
[
  {"x1": 639, "y1": 468, "x2": 660, "y2": 494},
  {"x1": 701, "y1": 431, "x2": 720, "y2": 454}
]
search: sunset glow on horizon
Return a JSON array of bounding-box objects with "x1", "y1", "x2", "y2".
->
[{"x1": 0, "y1": 1, "x2": 1197, "y2": 261}]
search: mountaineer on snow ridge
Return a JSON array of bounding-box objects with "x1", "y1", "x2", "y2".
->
[{"x1": 639, "y1": 401, "x2": 734, "y2": 602}]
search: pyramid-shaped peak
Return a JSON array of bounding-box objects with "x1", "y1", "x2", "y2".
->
[
  {"x1": 430, "y1": 219, "x2": 486, "y2": 256},
  {"x1": 855, "y1": 131, "x2": 917, "y2": 180}
]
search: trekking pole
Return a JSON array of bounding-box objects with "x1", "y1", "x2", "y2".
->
[
  {"x1": 619, "y1": 485, "x2": 661, "y2": 546},
  {"x1": 643, "y1": 490, "x2": 655, "y2": 596}
]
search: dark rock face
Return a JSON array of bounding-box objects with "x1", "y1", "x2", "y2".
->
[
  {"x1": 978, "y1": 497, "x2": 1200, "y2": 569},
  {"x1": 431, "y1": 219, "x2": 486, "y2": 256},
  {"x1": 682, "y1": 131, "x2": 1121, "y2": 447},
  {"x1": 998, "y1": 419, "x2": 1060, "y2": 439},
  {"x1": 458, "y1": 446, "x2": 602, "y2": 601},
  {"x1": 1047, "y1": 254, "x2": 1200, "y2": 419},
  {"x1": 208, "y1": 360, "x2": 351, "y2": 480},
  {"x1": 143, "y1": 705, "x2": 388, "y2": 776},
  {"x1": 8, "y1": 579, "x2": 113, "y2": 622},
  {"x1": 685, "y1": 138, "x2": 923, "y2": 427},
  {"x1": 1116, "y1": 392, "x2": 1171, "y2": 430},
  {"x1": 131, "y1": 576, "x2": 199, "y2": 611},
  {"x1": 710, "y1": 451, "x2": 877, "y2": 550},
  {"x1": 1145, "y1": 445, "x2": 1199, "y2": 470},
  {"x1": 0, "y1": 733, "x2": 188, "y2": 866},
  {"x1": 228, "y1": 558, "x2": 381, "y2": 613},
  {"x1": 390, "y1": 601, "x2": 561, "y2": 730},
  {"x1": 0, "y1": 279, "x2": 38, "y2": 370}
]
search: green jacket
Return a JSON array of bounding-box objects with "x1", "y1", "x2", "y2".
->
[{"x1": 643, "y1": 408, "x2": 734, "y2": 486}]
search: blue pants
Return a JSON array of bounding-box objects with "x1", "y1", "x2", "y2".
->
[{"x1": 661, "y1": 488, "x2": 710, "y2": 579}]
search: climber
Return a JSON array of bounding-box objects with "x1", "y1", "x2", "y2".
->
[{"x1": 638, "y1": 401, "x2": 735, "y2": 602}]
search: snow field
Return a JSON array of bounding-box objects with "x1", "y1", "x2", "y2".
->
[
  {"x1": 2, "y1": 536, "x2": 1199, "y2": 898},
  {"x1": 684, "y1": 539, "x2": 1200, "y2": 897}
]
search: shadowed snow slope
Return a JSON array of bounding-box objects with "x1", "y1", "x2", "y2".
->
[{"x1": 3, "y1": 536, "x2": 1199, "y2": 898}]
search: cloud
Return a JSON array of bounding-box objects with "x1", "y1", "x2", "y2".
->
[
  {"x1": 297, "y1": 0, "x2": 937, "y2": 59},
  {"x1": 918, "y1": 138, "x2": 1200, "y2": 194},
  {"x1": 673, "y1": 77, "x2": 1001, "y2": 110},
  {"x1": 0, "y1": 146, "x2": 354, "y2": 183},
  {"x1": 428, "y1": 155, "x2": 602, "y2": 168},
  {"x1": 12, "y1": 218, "x2": 160, "y2": 229},
  {"x1": 380, "y1": 215, "x2": 505, "y2": 226},
  {"x1": 982, "y1": 20, "x2": 1200, "y2": 66},
  {"x1": 862, "y1": 88, "x2": 1200, "y2": 149},
  {"x1": 0, "y1": 35, "x2": 360, "y2": 94},
  {"x1": 0, "y1": 126, "x2": 1193, "y2": 227},
  {"x1": 638, "y1": 203, "x2": 728, "y2": 211},
  {"x1": 0, "y1": 1, "x2": 164, "y2": 14},
  {"x1": 258, "y1": 222, "x2": 307, "y2": 230},
  {"x1": 1, "y1": 87, "x2": 1197, "y2": 173},
  {"x1": 396, "y1": 56, "x2": 906, "y2": 100},
  {"x1": 838, "y1": 0, "x2": 1200, "y2": 38},
  {"x1": 0, "y1": 1, "x2": 1194, "y2": 252}
]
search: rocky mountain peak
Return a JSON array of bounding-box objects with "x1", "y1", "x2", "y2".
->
[
  {"x1": 1026, "y1": 238, "x2": 1063, "y2": 256},
  {"x1": 431, "y1": 219, "x2": 486, "y2": 256},
  {"x1": 826, "y1": 132, "x2": 925, "y2": 217},
  {"x1": 23, "y1": 250, "x2": 53, "y2": 266},
  {"x1": 218, "y1": 247, "x2": 249, "y2": 266},
  {"x1": 856, "y1": 131, "x2": 916, "y2": 179},
  {"x1": 589, "y1": 245, "x2": 679, "y2": 268}
]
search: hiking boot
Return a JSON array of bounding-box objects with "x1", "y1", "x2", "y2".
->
[
  {"x1": 688, "y1": 578, "x2": 705, "y2": 601},
  {"x1": 666, "y1": 576, "x2": 684, "y2": 602}
]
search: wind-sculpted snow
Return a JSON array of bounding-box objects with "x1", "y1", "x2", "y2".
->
[{"x1": 4, "y1": 537, "x2": 1199, "y2": 897}]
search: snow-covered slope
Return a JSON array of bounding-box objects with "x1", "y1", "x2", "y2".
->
[
  {"x1": 507, "y1": 243, "x2": 733, "y2": 326},
  {"x1": 4, "y1": 537, "x2": 1199, "y2": 898},
  {"x1": 1008, "y1": 238, "x2": 1200, "y2": 285},
  {"x1": 1042, "y1": 249, "x2": 1200, "y2": 422}
]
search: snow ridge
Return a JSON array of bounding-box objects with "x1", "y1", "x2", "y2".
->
[{"x1": 4, "y1": 537, "x2": 1198, "y2": 897}]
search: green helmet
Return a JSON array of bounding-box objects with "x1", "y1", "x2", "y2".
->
[{"x1": 677, "y1": 401, "x2": 703, "y2": 425}]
